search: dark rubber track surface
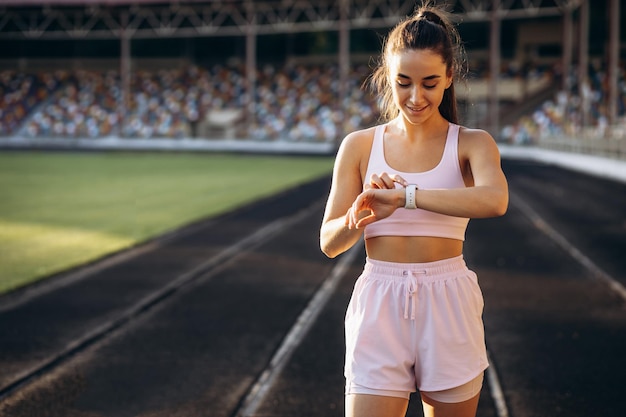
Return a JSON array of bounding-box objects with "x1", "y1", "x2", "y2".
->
[{"x1": 1, "y1": 160, "x2": 625, "y2": 417}]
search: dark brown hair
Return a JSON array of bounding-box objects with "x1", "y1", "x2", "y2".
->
[{"x1": 368, "y1": 2, "x2": 466, "y2": 123}]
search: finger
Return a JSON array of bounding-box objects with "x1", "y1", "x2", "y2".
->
[
  {"x1": 378, "y1": 172, "x2": 397, "y2": 189},
  {"x1": 350, "y1": 201, "x2": 361, "y2": 228},
  {"x1": 346, "y1": 205, "x2": 355, "y2": 229},
  {"x1": 348, "y1": 209, "x2": 358, "y2": 229},
  {"x1": 391, "y1": 174, "x2": 408, "y2": 188},
  {"x1": 350, "y1": 192, "x2": 369, "y2": 227},
  {"x1": 369, "y1": 173, "x2": 383, "y2": 189},
  {"x1": 356, "y1": 213, "x2": 377, "y2": 229}
]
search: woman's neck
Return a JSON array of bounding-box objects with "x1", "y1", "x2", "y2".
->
[{"x1": 391, "y1": 114, "x2": 449, "y2": 143}]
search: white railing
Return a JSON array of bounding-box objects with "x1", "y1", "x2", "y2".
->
[{"x1": 539, "y1": 127, "x2": 626, "y2": 160}]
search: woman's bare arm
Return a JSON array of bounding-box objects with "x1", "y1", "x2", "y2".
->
[
  {"x1": 349, "y1": 128, "x2": 508, "y2": 229},
  {"x1": 320, "y1": 130, "x2": 372, "y2": 258},
  {"x1": 411, "y1": 128, "x2": 508, "y2": 219}
]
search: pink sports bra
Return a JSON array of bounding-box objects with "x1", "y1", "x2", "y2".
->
[{"x1": 363, "y1": 123, "x2": 470, "y2": 241}]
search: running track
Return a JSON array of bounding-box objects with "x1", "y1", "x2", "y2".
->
[{"x1": 0, "y1": 155, "x2": 625, "y2": 417}]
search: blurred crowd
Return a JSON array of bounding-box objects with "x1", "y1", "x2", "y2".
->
[
  {"x1": 249, "y1": 63, "x2": 376, "y2": 141},
  {"x1": 501, "y1": 62, "x2": 626, "y2": 144},
  {"x1": 0, "y1": 71, "x2": 61, "y2": 136},
  {"x1": 0, "y1": 63, "x2": 377, "y2": 142},
  {"x1": 2, "y1": 60, "x2": 624, "y2": 143}
]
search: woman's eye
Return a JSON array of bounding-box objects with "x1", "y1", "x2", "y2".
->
[
  {"x1": 396, "y1": 81, "x2": 411, "y2": 88},
  {"x1": 424, "y1": 84, "x2": 437, "y2": 89}
]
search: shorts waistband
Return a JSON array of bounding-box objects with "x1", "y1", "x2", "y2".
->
[{"x1": 364, "y1": 255, "x2": 468, "y2": 282}]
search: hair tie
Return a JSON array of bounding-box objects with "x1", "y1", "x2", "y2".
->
[{"x1": 419, "y1": 10, "x2": 444, "y2": 26}]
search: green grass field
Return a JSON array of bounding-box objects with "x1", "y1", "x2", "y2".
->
[{"x1": 0, "y1": 151, "x2": 334, "y2": 295}]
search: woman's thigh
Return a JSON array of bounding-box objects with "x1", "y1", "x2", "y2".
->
[
  {"x1": 345, "y1": 394, "x2": 409, "y2": 417},
  {"x1": 420, "y1": 392, "x2": 480, "y2": 417}
]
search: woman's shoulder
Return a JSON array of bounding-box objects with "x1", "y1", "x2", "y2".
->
[
  {"x1": 457, "y1": 125, "x2": 501, "y2": 157},
  {"x1": 338, "y1": 124, "x2": 380, "y2": 153},
  {"x1": 457, "y1": 125, "x2": 498, "y2": 146},
  {"x1": 343, "y1": 124, "x2": 380, "y2": 143},
  {"x1": 334, "y1": 124, "x2": 382, "y2": 174}
]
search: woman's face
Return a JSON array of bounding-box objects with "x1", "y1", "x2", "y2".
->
[{"x1": 388, "y1": 48, "x2": 452, "y2": 125}]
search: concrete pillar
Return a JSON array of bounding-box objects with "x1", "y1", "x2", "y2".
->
[
  {"x1": 607, "y1": 0, "x2": 620, "y2": 126},
  {"x1": 338, "y1": 0, "x2": 350, "y2": 142},
  {"x1": 120, "y1": 11, "x2": 131, "y2": 137},
  {"x1": 562, "y1": 5, "x2": 573, "y2": 92},
  {"x1": 578, "y1": 0, "x2": 589, "y2": 128},
  {"x1": 489, "y1": 0, "x2": 501, "y2": 136},
  {"x1": 245, "y1": 1, "x2": 257, "y2": 131}
]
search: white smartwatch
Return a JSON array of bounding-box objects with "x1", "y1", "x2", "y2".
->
[{"x1": 404, "y1": 184, "x2": 417, "y2": 209}]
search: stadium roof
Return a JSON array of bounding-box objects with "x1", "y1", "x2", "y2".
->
[
  {"x1": 0, "y1": 0, "x2": 584, "y2": 40},
  {"x1": 0, "y1": 0, "x2": 584, "y2": 12},
  {"x1": 0, "y1": 0, "x2": 215, "y2": 5}
]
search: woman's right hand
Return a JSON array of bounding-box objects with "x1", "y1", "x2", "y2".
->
[{"x1": 346, "y1": 172, "x2": 407, "y2": 229}]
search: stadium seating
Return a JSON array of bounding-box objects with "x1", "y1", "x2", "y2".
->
[
  {"x1": 501, "y1": 62, "x2": 626, "y2": 144},
  {"x1": 3, "y1": 63, "x2": 378, "y2": 142},
  {"x1": 1, "y1": 61, "x2": 623, "y2": 143},
  {"x1": 0, "y1": 70, "x2": 62, "y2": 136}
]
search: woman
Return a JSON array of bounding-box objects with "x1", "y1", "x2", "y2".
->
[{"x1": 320, "y1": 4, "x2": 508, "y2": 417}]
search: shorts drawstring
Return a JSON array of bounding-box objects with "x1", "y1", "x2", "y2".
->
[{"x1": 404, "y1": 270, "x2": 426, "y2": 320}]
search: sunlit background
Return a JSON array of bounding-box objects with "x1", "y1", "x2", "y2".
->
[
  {"x1": 0, "y1": 0, "x2": 624, "y2": 291},
  {"x1": 0, "y1": 0, "x2": 623, "y2": 153}
]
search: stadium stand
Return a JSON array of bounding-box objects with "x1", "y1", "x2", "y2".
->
[
  {"x1": 3, "y1": 61, "x2": 622, "y2": 145},
  {"x1": 0, "y1": 70, "x2": 62, "y2": 137},
  {"x1": 2, "y1": 62, "x2": 379, "y2": 142},
  {"x1": 0, "y1": 0, "x2": 622, "y2": 156},
  {"x1": 501, "y1": 62, "x2": 626, "y2": 146}
]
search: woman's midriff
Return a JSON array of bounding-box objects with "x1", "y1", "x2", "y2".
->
[{"x1": 365, "y1": 235, "x2": 464, "y2": 263}]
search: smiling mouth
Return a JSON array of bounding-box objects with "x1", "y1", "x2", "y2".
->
[{"x1": 407, "y1": 104, "x2": 427, "y2": 113}]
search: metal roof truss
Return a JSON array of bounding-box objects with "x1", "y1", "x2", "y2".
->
[{"x1": 0, "y1": 0, "x2": 584, "y2": 40}]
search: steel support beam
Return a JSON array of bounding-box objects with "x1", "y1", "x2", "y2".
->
[
  {"x1": 561, "y1": 4, "x2": 573, "y2": 91},
  {"x1": 338, "y1": 0, "x2": 350, "y2": 141},
  {"x1": 489, "y1": 0, "x2": 501, "y2": 136},
  {"x1": 607, "y1": 0, "x2": 620, "y2": 126},
  {"x1": 577, "y1": 0, "x2": 589, "y2": 127},
  {"x1": 119, "y1": 10, "x2": 131, "y2": 136},
  {"x1": 245, "y1": 0, "x2": 257, "y2": 129}
]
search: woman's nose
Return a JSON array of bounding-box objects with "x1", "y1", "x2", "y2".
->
[{"x1": 410, "y1": 86, "x2": 421, "y2": 102}]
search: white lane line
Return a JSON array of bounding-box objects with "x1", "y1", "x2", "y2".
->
[
  {"x1": 0, "y1": 201, "x2": 324, "y2": 400},
  {"x1": 486, "y1": 190, "x2": 626, "y2": 417},
  {"x1": 486, "y1": 350, "x2": 510, "y2": 417},
  {"x1": 510, "y1": 191, "x2": 626, "y2": 303},
  {"x1": 234, "y1": 240, "x2": 363, "y2": 417}
]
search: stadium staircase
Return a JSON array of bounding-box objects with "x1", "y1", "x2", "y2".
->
[{"x1": 497, "y1": 79, "x2": 561, "y2": 128}]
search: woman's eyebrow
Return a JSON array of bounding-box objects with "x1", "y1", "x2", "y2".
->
[{"x1": 396, "y1": 73, "x2": 441, "y2": 81}]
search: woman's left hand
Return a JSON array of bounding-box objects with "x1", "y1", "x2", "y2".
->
[{"x1": 365, "y1": 172, "x2": 408, "y2": 191}]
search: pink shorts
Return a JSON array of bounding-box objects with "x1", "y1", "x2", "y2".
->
[{"x1": 344, "y1": 256, "x2": 488, "y2": 398}]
